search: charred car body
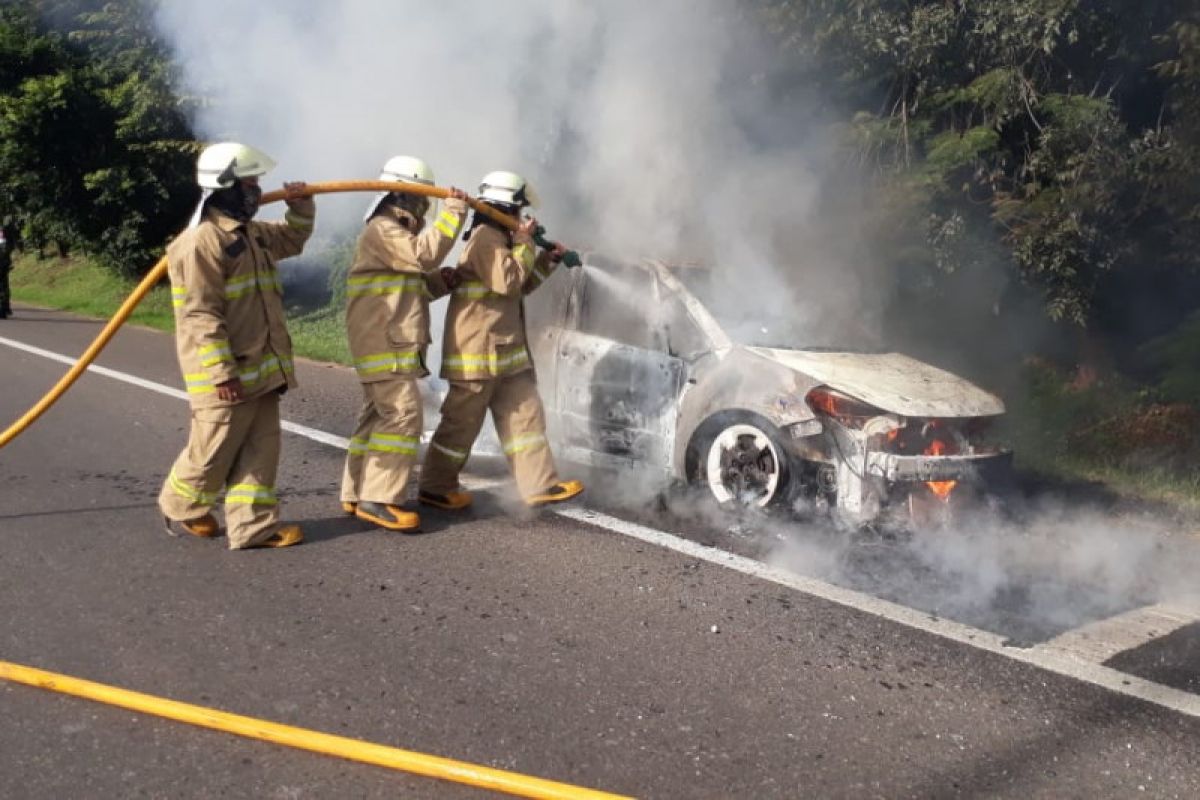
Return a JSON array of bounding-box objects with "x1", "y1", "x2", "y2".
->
[{"x1": 524, "y1": 256, "x2": 1011, "y2": 528}]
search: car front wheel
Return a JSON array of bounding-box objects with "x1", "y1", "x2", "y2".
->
[{"x1": 689, "y1": 414, "x2": 793, "y2": 508}]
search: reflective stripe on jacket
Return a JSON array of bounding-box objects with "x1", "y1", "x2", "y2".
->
[
  {"x1": 167, "y1": 207, "x2": 313, "y2": 408},
  {"x1": 346, "y1": 199, "x2": 466, "y2": 382},
  {"x1": 440, "y1": 223, "x2": 558, "y2": 381}
]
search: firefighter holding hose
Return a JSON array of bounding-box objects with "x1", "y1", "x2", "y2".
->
[
  {"x1": 339, "y1": 156, "x2": 469, "y2": 532},
  {"x1": 158, "y1": 142, "x2": 315, "y2": 549},
  {"x1": 419, "y1": 171, "x2": 583, "y2": 510}
]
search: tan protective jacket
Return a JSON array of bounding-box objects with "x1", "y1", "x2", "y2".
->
[
  {"x1": 440, "y1": 222, "x2": 558, "y2": 381},
  {"x1": 346, "y1": 199, "x2": 467, "y2": 381},
  {"x1": 167, "y1": 206, "x2": 314, "y2": 408}
]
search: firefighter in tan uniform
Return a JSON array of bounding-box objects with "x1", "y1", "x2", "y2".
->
[
  {"x1": 419, "y1": 171, "x2": 583, "y2": 510},
  {"x1": 340, "y1": 155, "x2": 468, "y2": 531},
  {"x1": 158, "y1": 142, "x2": 314, "y2": 549}
]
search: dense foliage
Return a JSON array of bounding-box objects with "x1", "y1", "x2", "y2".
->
[
  {"x1": 0, "y1": 0, "x2": 196, "y2": 276},
  {"x1": 758, "y1": 0, "x2": 1200, "y2": 359}
]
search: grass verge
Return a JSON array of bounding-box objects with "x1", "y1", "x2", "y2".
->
[
  {"x1": 1004, "y1": 360, "x2": 1200, "y2": 512},
  {"x1": 10, "y1": 252, "x2": 176, "y2": 331},
  {"x1": 9, "y1": 252, "x2": 350, "y2": 366}
]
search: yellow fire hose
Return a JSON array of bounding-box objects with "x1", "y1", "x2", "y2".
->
[
  {"x1": 0, "y1": 659, "x2": 631, "y2": 799},
  {"x1": 0, "y1": 180, "x2": 519, "y2": 450}
]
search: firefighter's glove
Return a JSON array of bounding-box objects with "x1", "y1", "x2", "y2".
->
[
  {"x1": 440, "y1": 266, "x2": 464, "y2": 291},
  {"x1": 282, "y1": 181, "x2": 315, "y2": 218}
]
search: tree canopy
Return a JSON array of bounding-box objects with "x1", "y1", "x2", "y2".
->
[
  {"x1": 0, "y1": 0, "x2": 196, "y2": 276},
  {"x1": 758, "y1": 0, "x2": 1200, "y2": 349}
]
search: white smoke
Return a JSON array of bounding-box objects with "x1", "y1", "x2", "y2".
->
[
  {"x1": 154, "y1": 0, "x2": 874, "y2": 343},
  {"x1": 764, "y1": 500, "x2": 1200, "y2": 642}
]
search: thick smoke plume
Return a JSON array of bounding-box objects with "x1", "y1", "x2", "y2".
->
[{"x1": 154, "y1": 0, "x2": 873, "y2": 345}]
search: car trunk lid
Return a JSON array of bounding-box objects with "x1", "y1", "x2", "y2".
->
[{"x1": 747, "y1": 347, "x2": 1004, "y2": 417}]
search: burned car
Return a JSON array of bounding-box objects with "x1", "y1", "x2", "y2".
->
[{"x1": 524, "y1": 256, "x2": 1011, "y2": 527}]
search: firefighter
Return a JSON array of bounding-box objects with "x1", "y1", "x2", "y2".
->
[
  {"x1": 340, "y1": 155, "x2": 469, "y2": 532},
  {"x1": 158, "y1": 142, "x2": 315, "y2": 549},
  {"x1": 418, "y1": 170, "x2": 583, "y2": 510}
]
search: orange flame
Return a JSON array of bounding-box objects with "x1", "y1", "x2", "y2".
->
[{"x1": 924, "y1": 438, "x2": 957, "y2": 502}]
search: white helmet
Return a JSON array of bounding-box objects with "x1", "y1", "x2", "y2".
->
[
  {"x1": 478, "y1": 170, "x2": 539, "y2": 209},
  {"x1": 380, "y1": 155, "x2": 434, "y2": 185},
  {"x1": 364, "y1": 155, "x2": 436, "y2": 221},
  {"x1": 195, "y1": 142, "x2": 276, "y2": 189},
  {"x1": 189, "y1": 142, "x2": 277, "y2": 228}
]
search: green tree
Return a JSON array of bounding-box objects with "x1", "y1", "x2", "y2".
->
[
  {"x1": 757, "y1": 0, "x2": 1200, "y2": 346},
  {"x1": 0, "y1": 0, "x2": 196, "y2": 276}
]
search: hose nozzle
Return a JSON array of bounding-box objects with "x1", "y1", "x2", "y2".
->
[{"x1": 533, "y1": 225, "x2": 582, "y2": 268}]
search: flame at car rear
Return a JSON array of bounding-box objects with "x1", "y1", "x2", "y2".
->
[{"x1": 924, "y1": 437, "x2": 958, "y2": 502}]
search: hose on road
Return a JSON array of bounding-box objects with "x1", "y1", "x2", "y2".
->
[
  {"x1": 0, "y1": 180, "x2": 526, "y2": 450},
  {"x1": 0, "y1": 658, "x2": 630, "y2": 799}
]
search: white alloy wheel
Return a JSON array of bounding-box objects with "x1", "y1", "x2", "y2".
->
[{"x1": 704, "y1": 423, "x2": 784, "y2": 507}]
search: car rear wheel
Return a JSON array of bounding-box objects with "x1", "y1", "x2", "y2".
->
[{"x1": 689, "y1": 414, "x2": 793, "y2": 508}]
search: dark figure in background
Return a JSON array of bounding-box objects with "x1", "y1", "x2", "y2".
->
[{"x1": 0, "y1": 221, "x2": 13, "y2": 319}]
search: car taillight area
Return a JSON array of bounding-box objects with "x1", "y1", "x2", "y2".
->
[{"x1": 802, "y1": 386, "x2": 1010, "y2": 528}]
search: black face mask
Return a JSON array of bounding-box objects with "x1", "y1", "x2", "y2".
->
[
  {"x1": 464, "y1": 200, "x2": 519, "y2": 241},
  {"x1": 387, "y1": 192, "x2": 430, "y2": 220},
  {"x1": 208, "y1": 180, "x2": 262, "y2": 222}
]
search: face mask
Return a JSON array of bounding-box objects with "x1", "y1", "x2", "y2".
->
[
  {"x1": 209, "y1": 180, "x2": 262, "y2": 222},
  {"x1": 388, "y1": 192, "x2": 430, "y2": 219},
  {"x1": 239, "y1": 181, "x2": 263, "y2": 219}
]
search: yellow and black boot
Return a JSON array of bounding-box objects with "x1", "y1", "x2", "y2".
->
[
  {"x1": 418, "y1": 489, "x2": 473, "y2": 511},
  {"x1": 164, "y1": 513, "x2": 220, "y2": 538},
  {"x1": 525, "y1": 480, "x2": 584, "y2": 508},
  {"x1": 356, "y1": 502, "x2": 420, "y2": 532},
  {"x1": 248, "y1": 524, "x2": 305, "y2": 549}
]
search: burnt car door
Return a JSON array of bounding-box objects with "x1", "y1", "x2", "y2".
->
[
  {"x1": 523, "y1": 260, "x2": 576, "y2": 395},
  {"x1": 554, "y1": 263, "x2": 685, "y2": 472}
]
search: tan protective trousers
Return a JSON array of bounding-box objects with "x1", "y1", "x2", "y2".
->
[
  {"x1": 340, "y1": 377, "x2": 422, "y2": 506},
  {"x1": 420, "y1": 370, "x2": 557, "y2": 499},
  {"x1": 158, "y1": 393, "x2": 282, "y2": 549}
]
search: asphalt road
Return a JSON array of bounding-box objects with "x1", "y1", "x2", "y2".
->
[{"x1": 2, "y1": 304, "x2": 1200, "y2": 799}]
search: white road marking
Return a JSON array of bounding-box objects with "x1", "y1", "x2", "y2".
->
[
  {"x1": 1041, "y1": 603, "x2": 1200, "y2": 664},
  {"x1": 0, "y1": 335, "x2": 356, "y2": 449},
  {"x1": 1, "y1": 335, "x2": 190, "y2": 401},
  {"x1": 4, "y1": 333, "x2": 1200, "y2": 720}
]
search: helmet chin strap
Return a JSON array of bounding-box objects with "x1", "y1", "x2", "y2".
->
[{"x1": 187, "y1": 189, "x2": 214, "y2": 229}]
